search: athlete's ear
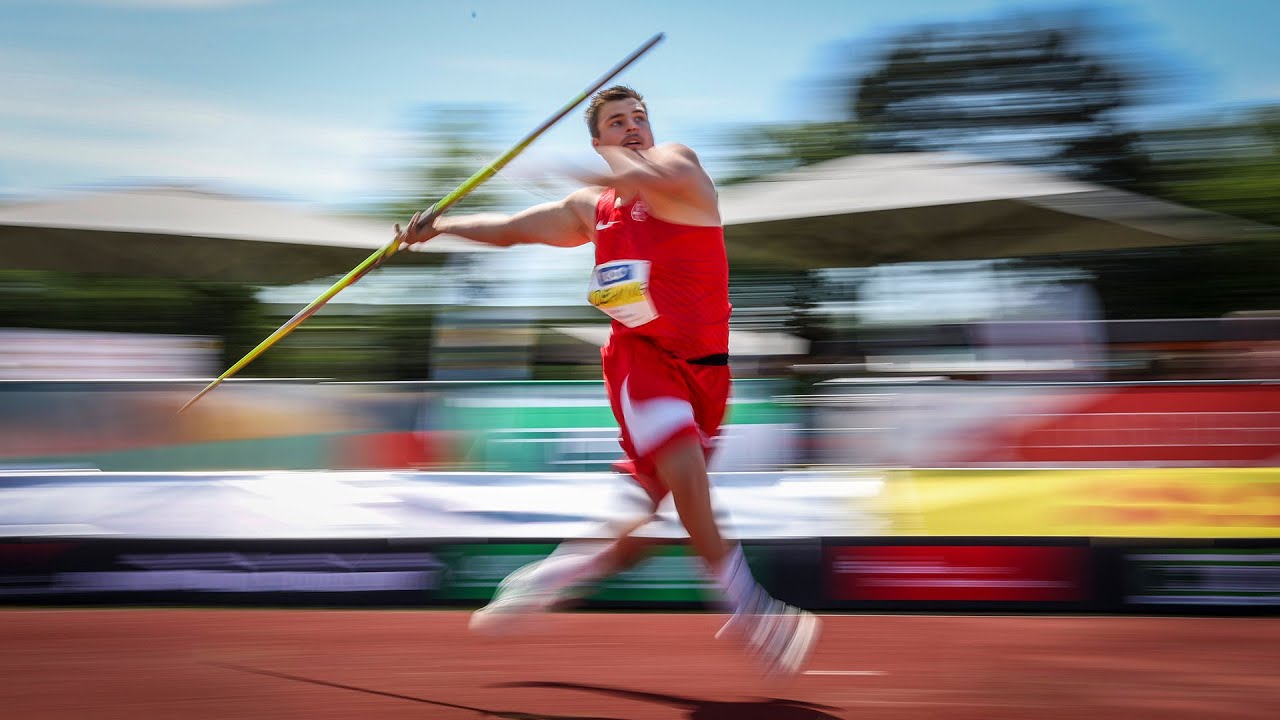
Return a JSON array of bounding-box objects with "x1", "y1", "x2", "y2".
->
[{"x1": 591, "y1": 137, "x2": 600, "y2": 150}]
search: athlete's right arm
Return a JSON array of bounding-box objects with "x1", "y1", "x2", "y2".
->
[{"x1": 398, "y1": 188, "x2": 598, "y2": 249}]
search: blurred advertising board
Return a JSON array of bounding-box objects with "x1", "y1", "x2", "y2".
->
[
  {"x1": 0, "y1": 540, "x2": 445, "y2": 605},
  {"x1": 873, "y1": 468, "x2": 1280, "y2": 538},
  {"x1": 825, "y1": 544, "x2": 1089, "y2": 605},
  {"x1": 0, "y1": 539, "x2": 810, "y2": 609},
  {"x1": 1124, "y1": 548, "x2": 1280, "y2": 608}
]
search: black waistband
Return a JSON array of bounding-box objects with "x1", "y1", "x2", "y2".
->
[{"x1": 686, "y1": 353, "x2": 729, "y2": 366}]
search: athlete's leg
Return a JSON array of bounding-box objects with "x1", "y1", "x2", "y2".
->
[
  {"x1": 654, "y1": 435, "x2": 820, "y2": 677},
  {"x1": 469, "y1": 493, "x2": 659, "y2": 634},
  {"x1": 484, "y1": 444, "x2": 723, "y2": 616},
  {"x1": 653, "y1": 435, "x2": 727, "y2": 568}
]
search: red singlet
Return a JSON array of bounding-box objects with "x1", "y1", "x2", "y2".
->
[
  {"x1": 588, "y1": 188, "x2": 733, "y2": 504},
  {"x1": 588, "y1": 188, "x2": 730, "y2": 360}
]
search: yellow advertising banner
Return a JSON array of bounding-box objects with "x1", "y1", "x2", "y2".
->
[{"x1": 872, "y1": 468, "x2": 1280, "y2": 538}]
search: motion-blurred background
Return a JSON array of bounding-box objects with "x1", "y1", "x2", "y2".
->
[{"x1": 1, "y1": 1, "x2": 1276, "y2": 611}]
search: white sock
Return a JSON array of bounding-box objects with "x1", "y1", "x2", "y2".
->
[{"x1": 715, "y1": 544, "x2": 761, "y2": 612}]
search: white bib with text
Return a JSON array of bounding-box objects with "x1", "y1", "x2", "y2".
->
[{"x1": 587, "y1": 259, "x2": 658, "y2": 328}]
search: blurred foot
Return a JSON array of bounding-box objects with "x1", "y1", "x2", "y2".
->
[
  {"x1": 717, "y1": 593, "x2": 821, "y2": 677},
  {"x1": 468, "y1": 561, "x2": 562, "y2": 636}
]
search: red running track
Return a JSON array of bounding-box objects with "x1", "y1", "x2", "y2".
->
[{"x1": 1, "y1": 609, "x2": 1276, "y2": 719}]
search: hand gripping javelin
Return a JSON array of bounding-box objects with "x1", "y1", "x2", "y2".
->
[{"x1": 179, "y1": 33, "x2": 665, "y2": 413}]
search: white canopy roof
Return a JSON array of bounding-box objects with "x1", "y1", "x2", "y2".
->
[
  {"x1": 718, "y1": 152, "x2": 1271, "y2": 270},
  {"x1": 0, "y1": 186, "x2": 495, "y2": 284}
]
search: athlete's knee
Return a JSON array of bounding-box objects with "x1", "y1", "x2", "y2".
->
[{"x1": 654, "y1": 435, "x2": 710, "y2": 493}]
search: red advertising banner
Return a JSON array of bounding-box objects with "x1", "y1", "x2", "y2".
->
[{"x1": 827, "y1": 545, "x2": 1089, "y2": 603}]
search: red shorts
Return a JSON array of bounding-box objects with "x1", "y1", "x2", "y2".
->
[{"x1": 601, "y1": 333, "x2": 730, "y2": 506}]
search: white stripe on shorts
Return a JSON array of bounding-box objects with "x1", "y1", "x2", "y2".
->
[{"x1": 620, "y1": 377, "x2": 696, "y2": 456}]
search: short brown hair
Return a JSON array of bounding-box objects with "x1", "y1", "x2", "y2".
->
[{"x1": 585, "y1": 85, "x2": 645, "y2": 139}]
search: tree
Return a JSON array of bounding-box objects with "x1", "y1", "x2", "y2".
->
[
  {"x1": 1013, "y1": 106, "x2": 1280, "y2": 320},
  {"x1": 1145, "y1": 105, "x2": 1280, "y2": 227},
  {"x1": 0, "y1": 271, "x2": 269, "y2": 372},
  {"x1": 716, "y1": 121, "x2": 862, "y2": 185},
  {"x1": 849, "y1": 11, "x2": 1154, "y2": 189}
]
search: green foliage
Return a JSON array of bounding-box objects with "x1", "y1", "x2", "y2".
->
[
  {"x1": 1086, "y1": 106, "x2": 1280, "y2": 319},
  {"x1": 1145, "y1": 106, "x2": 1280, "y2": 228},
  {"x1": 0, "y1": 271, "x2": 267, "y2": 369},
  {"x1": 0, "y1": 270, "x2": 438, "y2": 381},
  {"x1": 239, "y1": 312, "x2": 431, "y2": 381},
  {"x1": 717, "y1": 121, "x2": 863, "y2": 185},
  {"x1": 848, "y1": 12, "x2": 1154, "y2": 188}
]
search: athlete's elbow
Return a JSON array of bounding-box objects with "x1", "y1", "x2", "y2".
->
[{"x1": 494, "y1": 234, "x2": 530, "y2": 248}]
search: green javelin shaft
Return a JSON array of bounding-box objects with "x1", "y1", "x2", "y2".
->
[{"x1": 179, "y1": 33, "x2": 665, "y2": 413}]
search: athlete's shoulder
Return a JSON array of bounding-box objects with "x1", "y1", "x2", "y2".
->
[
  {"x1": 651, "y1": 142, "x2": 701, "y2": 164},
  {"x1": 563, "y1": 186, "x2": 607, "y2": 224}
]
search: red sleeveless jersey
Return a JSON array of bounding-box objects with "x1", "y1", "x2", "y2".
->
[{"x1": 589, "y1": 188, "x2": 730, "y2": 360}]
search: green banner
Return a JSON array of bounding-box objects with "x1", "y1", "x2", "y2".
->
[{"x1": 433, "y1": 542, "x2": 771, "y2": 605}]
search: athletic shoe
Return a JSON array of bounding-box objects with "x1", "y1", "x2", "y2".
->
[
  {"x1": 467, "y1": 561, "x2": 561, "y2": 636},
  {"x1": 716, "y1": 591, "x2": 821, "y2": 677}
]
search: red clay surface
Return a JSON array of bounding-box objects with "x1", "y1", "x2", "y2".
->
[{"x1": 2, "y1": 609, "x2": 1277, "y2": 719}]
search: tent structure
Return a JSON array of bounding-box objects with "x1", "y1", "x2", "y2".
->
[
  {"x1": 0, "y1": 186, "x2": 495, "y2": 284},
  {"x1": 6, "y1": 156, "x2": 1270, "y2": 284},
  {"x1": 719, "y1": 152, "x2": 1273, "y2": 271}
]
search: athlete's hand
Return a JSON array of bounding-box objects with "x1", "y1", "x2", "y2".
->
[{"x1": 395, "y1": 210, "x2": 440, "y2": 250}]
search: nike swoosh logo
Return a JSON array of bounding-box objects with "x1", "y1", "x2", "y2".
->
[{"x1": 596, "y1": 221, "x2": 619, "y2": 231}]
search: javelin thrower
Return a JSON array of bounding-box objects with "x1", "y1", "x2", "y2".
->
[{"x1": 396, "y1": 84, "x2": 820, "y2": 678}]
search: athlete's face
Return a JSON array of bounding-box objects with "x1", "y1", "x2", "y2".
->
[{"x1": 593, "y1": 98, "x2": 654, "y2": 151}]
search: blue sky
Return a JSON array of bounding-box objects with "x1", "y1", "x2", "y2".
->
[{"x1": 2, "y1": 0, "x2": 1277, "y2": 210}]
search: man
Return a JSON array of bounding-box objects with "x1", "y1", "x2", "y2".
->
[{"x1": 396, "y1": 85, "x2": 819, "y2": 676}]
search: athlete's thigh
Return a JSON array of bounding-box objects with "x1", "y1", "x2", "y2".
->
[
  {"x1": 618, "y1": 353, "x2": 699, "y2": 458},
  {"x1": 688, "y1": 364, "x2": 731, "y2": 442}
]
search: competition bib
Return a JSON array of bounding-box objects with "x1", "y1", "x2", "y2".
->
[{"x1": 587, "y1": 259, "x2": 658, "y2": 327}]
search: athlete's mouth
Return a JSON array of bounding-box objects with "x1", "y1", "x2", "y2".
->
[{"x1": 623, "y1": 135, "x2": 643, "y2": 148}]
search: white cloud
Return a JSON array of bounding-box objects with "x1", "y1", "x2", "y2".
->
[{"x1": 0, "y1": 48, "x2": 398, "y2": 204}]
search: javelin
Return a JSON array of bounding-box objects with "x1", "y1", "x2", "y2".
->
[{"x1": 179, "y1": 33, "x2": 665, "y2": 413}]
